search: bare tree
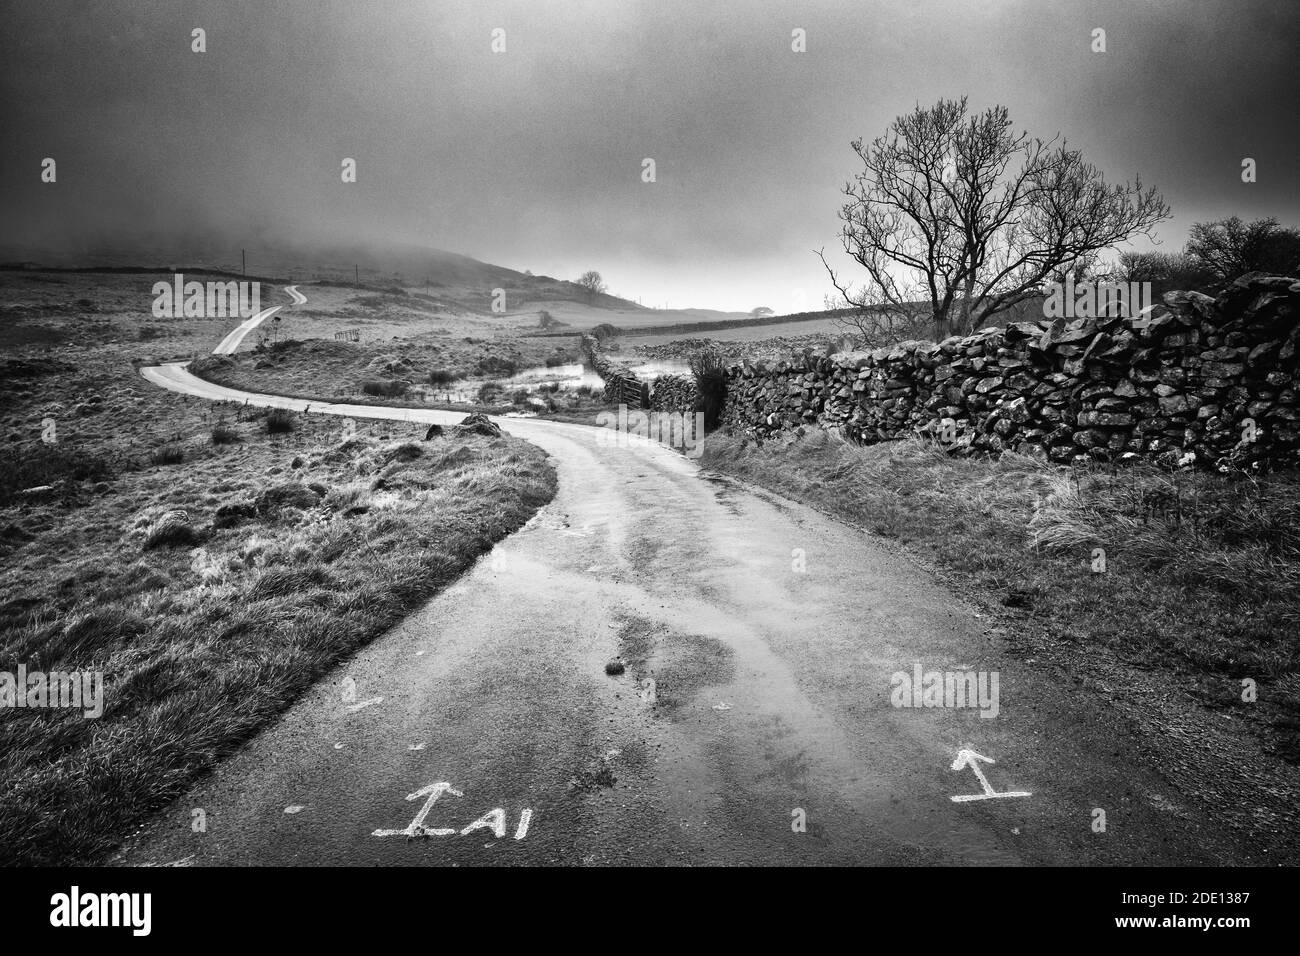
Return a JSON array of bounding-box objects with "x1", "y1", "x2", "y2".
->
[
  {"x1": 820, "y1": 292, "x2": 928, "y2": 349},
  {"x1": 750, "y1": 306, "x2": 774, "y2": 317},
  {"x1": 1187, "y1": 216, "x2": 1300, "y2": 283},
  {"x1": 576, "y1": 270, "x2": 607, "y2": 301},
  {"x1": 820, "y1": 97, "x2": 1171, "y2": 340},
  {"x1": 1119, "y1": 250, "x2": 1215, "y2": 297}
]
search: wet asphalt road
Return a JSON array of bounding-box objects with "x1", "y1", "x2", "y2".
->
[{"x1": 113, "y1": 361, "x2": 1255, "y2": 867}]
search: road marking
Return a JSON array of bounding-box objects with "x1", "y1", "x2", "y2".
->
[
  {"x1": 515, "y1": 808, "x2": 533, "y2": 840},
  {"x1": 460, "y1": 809, "x2": 506, "y2": 838},
  {"x1": 373, "y1": 782, "x2": 463, "y2": 838},
  {"x1": 341, "y1": 676, "x2": 383, "y2": 712},
  {"x1": 950, "y1": 749, "x2": 1031, "y2": 802},
  {"x1": 373, "y1": 782, "x2": 535, "y2": 842}
]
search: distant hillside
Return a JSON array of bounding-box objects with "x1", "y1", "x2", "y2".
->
[
  {"x1": 0, "y1": 240, "x2": 648, "y2": 314},
  {"x1": 527, "y1": 306, "x2": 860, "y2": 338}
]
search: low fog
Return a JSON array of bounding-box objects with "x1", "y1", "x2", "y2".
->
[{"x1": 2, "y1": 0, "x2": 1297, "y2": 310}]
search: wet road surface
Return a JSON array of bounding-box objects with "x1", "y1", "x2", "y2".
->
[{"x1": 113, "y1": 329, "x2": 1254, "y2": 866}]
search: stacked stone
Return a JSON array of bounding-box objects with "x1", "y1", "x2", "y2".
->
[
  {"x1": 722, "y1": 275, "x2": 1300, "y2": 469},
  {"x1": 649, "y1": 374, "x2": 699, "y2": 414},
  {"x1": 581, "y1": 333, "x2": 647, "y2": 405}
]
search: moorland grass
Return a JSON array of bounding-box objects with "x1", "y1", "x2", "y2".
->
[{"x1": 0, "y1": 416, "x2": 556, "y2": 865}]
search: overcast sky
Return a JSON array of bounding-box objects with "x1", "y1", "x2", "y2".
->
[{"x1": 2, "y1": 0, "x2": 1297, "y2": 310}]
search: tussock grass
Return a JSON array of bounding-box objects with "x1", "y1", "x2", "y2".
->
[
  {"x1": 148, "y1": 443, "x2": 184, "y2": 466},
  {"x1": 210, "y1": 422, "x2": 240, "y2": 445},
  {"x1": 0, "y1": 422, "x2": 556, "y2": 865},
  {"x1": 264, "y1": 407, "x2": 295, "y2": 434},
  {"x1": 703, "y1": 430, "x2": 1300, "y2": 757},
  {"x1": 141, "y1": 511, "x2": 203, "y2": 550}
]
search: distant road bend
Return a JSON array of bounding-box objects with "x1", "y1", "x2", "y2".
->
[
  {"x1": 123, "y1": 286, "x2": 1254, "y2": 866},
  {"x1": 212, "y1": 284, "x2": 306, "y2": 355}
]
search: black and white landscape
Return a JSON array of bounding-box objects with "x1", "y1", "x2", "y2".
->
[{"x1": 1, "y1": 0, "x2": 1297, "y2": 913}]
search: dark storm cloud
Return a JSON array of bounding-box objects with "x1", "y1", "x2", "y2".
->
[{"x1": 1, "y1": 0, "x2": 1296, "y2": 309}]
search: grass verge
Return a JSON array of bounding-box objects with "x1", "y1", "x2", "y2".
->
[{"x1": 0, "y1": 412, "x2": 556, "y2": 865}]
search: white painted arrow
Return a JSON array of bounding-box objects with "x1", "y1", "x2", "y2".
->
[
  {"x1": 950, "y1": 749, "x2": 1031, "y2": 802},
  {"x1": 372, "y1": 782, "x2": 463, "y2": 837}
]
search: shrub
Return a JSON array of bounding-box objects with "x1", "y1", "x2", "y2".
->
[
  {"x1": 361, "y1": 380, "x2": 408, "y2": 398},
  {"x1": 427, "y1": 369, "x2": 458, "y2": 386},
  {"x1": 590, "y1": 323, "x2": 621, "y2": 342},
  {"x1": 265, "y1": 408, "x2": 295, "y2": 434},
  {"x1": 545, "y1": 352, "x2": 576, "y2": 368},
  {"x1": 689, "y1": 350, "x2": 728, "y2": 431}
]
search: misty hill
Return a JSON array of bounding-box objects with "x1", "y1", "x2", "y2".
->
[{"x1": 1, "y1": 240, "x2": 649, "y2": 315}]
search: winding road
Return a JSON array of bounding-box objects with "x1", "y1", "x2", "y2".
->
[
  {"x1": 118, "y1": 287, "x2": 1254, "y2": 866},
  {"x1": 213, "y1": 284, "x2": 307, "y2": 355}
]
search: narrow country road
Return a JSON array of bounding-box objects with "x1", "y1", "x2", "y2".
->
[
  {"x1": 212, "y1": 284, "x2": 306, "y2": 355},
  {"x1": 117, "y1": 289, "x2": 1254, "y2": 866}
]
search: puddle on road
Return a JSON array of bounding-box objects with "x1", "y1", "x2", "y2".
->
[{"x1": 647, "y1": 634, "x2": 735, "y2": 718}]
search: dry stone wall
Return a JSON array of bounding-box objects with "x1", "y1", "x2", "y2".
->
[
  {"x1": 581, "y1": 334, "x2": 648, "y2": 407},
  {"x1": 721, "y1": 275, "x2": 1300, "y2": 470},
  {"x1": 582, "y1": 334, "x2": 697, "y2": 412},
  {"x1": 648, "y1": 374, "x2": 698, "y2": 414}
]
